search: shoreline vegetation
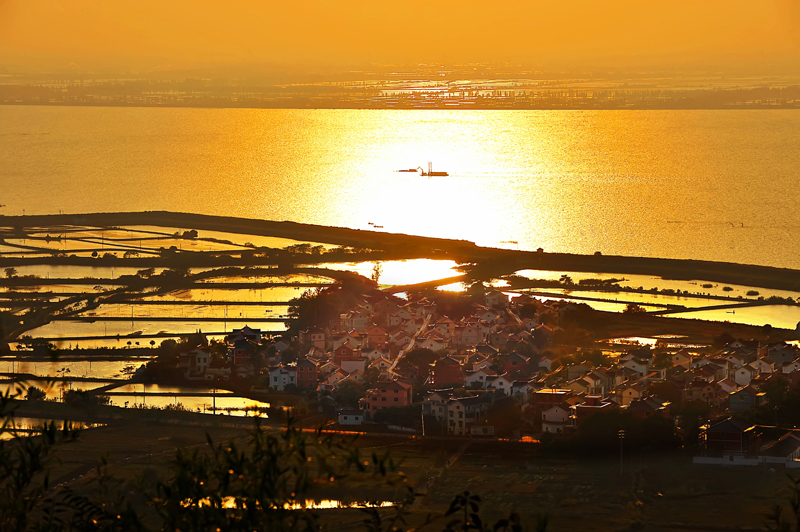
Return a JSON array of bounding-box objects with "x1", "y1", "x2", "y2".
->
[{"x1": 2, "y1": 210, "x2": 800, "y2": 292}]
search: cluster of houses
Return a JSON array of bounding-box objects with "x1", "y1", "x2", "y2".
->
[
  {"x1": 531, "y1": 338, "x2": 800, "y2": 438},
  {"x1": 173, "y1": 289, "x2": 800, "y2": 442},
  {"x1": 696, "y1": 417, "x2": 800, "y2": 467}
]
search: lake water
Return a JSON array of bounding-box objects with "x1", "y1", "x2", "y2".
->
[{"x1": 2, "y1": 106, "x2": 800, "y2": 268}]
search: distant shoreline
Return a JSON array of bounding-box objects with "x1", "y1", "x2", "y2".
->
[{"x1": 2, "y1": 102, "x2": 799, "y2": 111}]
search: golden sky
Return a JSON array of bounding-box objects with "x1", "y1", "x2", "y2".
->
[{"x1": 1, "y1": 0, "x2": 798, "y2": 72}]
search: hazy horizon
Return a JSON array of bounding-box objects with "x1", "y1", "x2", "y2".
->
[{"x1": 1, "y1": 0, "x2": 799, "y2": 77}]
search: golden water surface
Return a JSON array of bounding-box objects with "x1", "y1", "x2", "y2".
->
[{"x1": 1, "y1": 107, "x2": 799, "y2": 267}]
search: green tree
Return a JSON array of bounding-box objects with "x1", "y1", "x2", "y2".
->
[
  {"x1": 485, "y1": 396, "x2": 522, "y2": 437},
  {"x1": 652, "y1": 351, "x2": 673, "y2": 369},
  {"x1": 370, "y1": 262, "x2": 383, "y2": 284},
  {"x1": 623, "y1": 303, "x2": 646, "y2": 313},
  {"x1": 137, "y1": 268, "x2": 156, "y2": 279},
  {"x1": 285, "y1": 286, "x2": 361, "y2": 336},
  {"x1": 581, "y1": 349, "x2": 611, "y2": 367},
  {"x1": 363, "y1": 366, "x2": 381, "y2": 387},
  {"x1": 399, "y1": 348, "x2": 438, "y2": 371},
  {"x1": 335, "y1": 380, "x2": 368, "y2": 408},
  {"x1": 4, "y1": 267, "x2": 17, "y2": 279}
]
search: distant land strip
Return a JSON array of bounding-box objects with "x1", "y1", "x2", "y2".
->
[
  {"x1": 2, "y1": 211, "x2": 800, "y2": 293},
  {"x1": 2, "y1": 101, "x2": 799, "y2": 111}
]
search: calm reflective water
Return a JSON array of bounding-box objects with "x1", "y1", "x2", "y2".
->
[{"x1": 2, "y1": 107, "x2": 800, "y2": 267}]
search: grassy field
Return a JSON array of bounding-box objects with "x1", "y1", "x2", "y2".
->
[{"x1": 28, "y1": 417, "x2": 793, "y2": 531}]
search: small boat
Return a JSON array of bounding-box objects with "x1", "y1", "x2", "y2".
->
[
  {"x1": 397, "y1": 162, "x2": 449, "y2": 176},
  {"x1": 419, "y1": 162, "x2": 448, "y2": 177}
]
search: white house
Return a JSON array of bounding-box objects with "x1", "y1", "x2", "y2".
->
[
  {"x1": 782, "y1": 361, "x2": 800, "y2": 374},
  {"x1": 338, "y1": 409, "x2": 364, "y2": 426},
  {"x1": 187, "y1": 348, "x2": 210, "y2": 375},
  {"x1": 621, "y1": 358, "x2": 650, "y2": 377},
  {"x1": 717, "y1": 378, "x2": 738, "y2": 394},
  {"x1": 269, "y1": 366, "x2": 297, "y2": 391},
  {"x1": 465, "y1": 368, "x2": 496, "y2": 388},
  {"x1": 485, "y1": 290, "x2": 509, "y2": 309},
  {"x1": 538, "y1": 355, "x2": 557, "y2": 372},
  {"x1": 485, "y1": 374, "x2": 513, "y2": 395},
  {"x1": 617, "y1": 382, "x2": 648, "y2": 406},
  {"x1": 733, "y1": 365, "x2": 758, "y2": 387},
  {"x1": 542, "y1": 404, "x2": 571, "y2": 434},
  {"x1": 749, "y1": 359, "x2": 774, "y2": 375},
  {"x1": 671, "y1": 350, "x2": 693, "y2": 370},
  {"x1": 343, "y1": 309, "x2": 371, "y2": 331}
]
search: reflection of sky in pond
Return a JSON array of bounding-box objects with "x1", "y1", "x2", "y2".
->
[
  {"x1": 529, "y1": 295, "x2": 630, "y2": 313},
  {"x1": 195, "y1": 273, "x2": 332, "y2": 284},
  {"x1": 527, "y1": 293, "x2": 800, "y2": 329},
  {"x1": 131, "y1": 226, "x2": 338, "y2": 250},
  {"x1": 0, "y1": 285, "x2": 115, "y2": 295},
  {"x1": 513, "y1": 270, "x2": 800, "y2": 301},
  {"x1": 321, "y1": 259, "x2": 460, "y2": 286},
  {"x1": 105, "y1": 385, "x2": 272, "y2": 416},
  {"x1": 673, "y1": 305, "x2": 800, "y2": 330},
  {"x1": 87, "y1": 303, "x2": 287, "y2": 321},
  {"x1": 0, "y1": 359, "x2": 148, "y2": 379},
  {"x1": 0, "y1": 381, "x2": 107, "y2": 401},
  {"x1": 151, "y1": 286, "x2": 317, "y2": 303},
  {"x1": 5, "y1": 265, "x2": 170, "y2": 279},
  {"x1": 438, "y1": 282, "x2": 466, "y2": 292},
  {"x1": 25, "y1": 320, "x2": 285, "y2": 342},
  {"x1": 113, "y1": 384, "x2": 233, "y2": 394},
  {"x1": 210, "y1": 498, "x2": 394, "y2": 510},
  {"x1": 107, "y1": 394, "x2": 270, "y2": 417},
  {"x1": 519, "y1": 289, "x2": 727, "y2": 309},
  {"x1": 0, "y1": 418, "x2": 105, "y2": 440}
]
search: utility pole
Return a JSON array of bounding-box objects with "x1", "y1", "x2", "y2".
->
[{"x1": 619, "y1": 430, "x2": 626, "y2": 478}]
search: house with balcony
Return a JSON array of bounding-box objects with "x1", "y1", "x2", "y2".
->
[
  {"x1": 295, "y1": 358, "x2": 318, "y2": 390},
  {"x1": 698, "y1": 417, "x2": 760, "y2": 457},
  {"x1": 572, "y1": 396, "x2": 614, "y2": 426},
  {"x1": 423, "y1": 388, "x2": 456, "y2": 422},
  {"x1": 447, "y1": 395, "x2": 491, "y2": 436}
]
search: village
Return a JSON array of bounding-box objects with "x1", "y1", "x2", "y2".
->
[{"x1": 162, "y1": 282, "x2": 800, "y2": 468}]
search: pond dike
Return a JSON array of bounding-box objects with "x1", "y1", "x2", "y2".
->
[{"x1": 1, "y1": 211, "x2": 800, "y2": 292}]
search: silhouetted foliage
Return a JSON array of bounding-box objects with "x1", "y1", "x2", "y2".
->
[
  {"x1": 623, "y1": 303, "x2": 646, "y2": 314},
  {"x1": 484, "y1": 396, "x2": 522, "y2": 437},
  {"x1": 550, "y1": 410, "x2": 681, "y2": 454},
  {"x1": 24, "y1": 386, "x2": 46, "y2": 402},
  {"x1": 335, "y1": 380, "x2": 368, "y2": 408},
  {"x1": 63, "y1": 389, "x2": 111, "y2": 408},
  {"x1": 371, "y1": 404, "x2": 421, "y2": 429},
  {"x1": 286, "y1": 285, "x2": 362, "y2": 336}
]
